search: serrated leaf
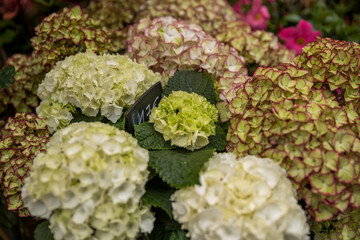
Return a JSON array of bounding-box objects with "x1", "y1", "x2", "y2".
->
[
  {"x1": 170, "y1": 230, "x2": 188, "y2": 240},
  {"x1": 0, "y1": 65, "x2": 15, "y2": 89},
  {"x1": 149, "y1": 149, "x2": 214, "y2": 188},
  {"x1": 34, "y1": 221, "x2": 54, "y2": 240},
  {"x1": 135, "y1": 122, "x2": 175, "y2": 150},
  {"x1": 204, "y1": 125, "x2": 227, "y2": 151},
  {"x1": 164, "y1": 71, "x2": 217, "y2": 105},
  {"x1": 142, "y1": 179, "x2": 175, "y2": 219}
]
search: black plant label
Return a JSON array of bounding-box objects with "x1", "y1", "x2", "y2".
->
[{"x1": 126, "y1": 81, "x2": 162, "y2": 133}]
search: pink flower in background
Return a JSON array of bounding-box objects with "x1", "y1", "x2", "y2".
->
[
  {"x1": 278, "y1": 19, "x2": 321, "y2": 54},
  {"x1": 233, "y1": 0, "x2": 270, "y2": 30},
  {"x1": 0, "y1": 0, "x2": 29, "y2": 20}
]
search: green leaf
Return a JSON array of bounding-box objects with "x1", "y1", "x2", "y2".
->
[
  {"x1": 135, "y1": 122, "x2": 175, "y2": 150},
  {"x1": 33, "y1": 0, "x2": 54, "y2": 6},
  {"x1": 164, "y1": 71, "x2": 217, "y2": 105},
  {"x1": 0, "y1": 65, "x2": 15, "y2": 89},
  {"x1": 204, "y1": 125, "x2": 227, "y2": 151},
  {"x1": 142, "y1": 179, "x2": 175, "y2": 219},
  {"x1": 34, "y1": 221, "x2": 54, "y2": 240},
  {"x1": 70, "y1": 109, "x2": 125, "y2": 130},
  {"x1": 170, "y1": 230, "x2": 188, "y2": 240},
  {"x1": 71, "y1": 110, "x2": 104, "y2": 123},
  {"x1": 283, "y1": 13, "x2": 302, "y2": 23},
  {"x1": 149, "y1": 149, "x2": 214, "y2": 188}
]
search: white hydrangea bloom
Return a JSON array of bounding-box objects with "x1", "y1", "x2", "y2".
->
[
  {"x1": 171, "y1": 153, "x2": 310, "y2": 240},
  {"x1": 36, "y1": 51, "x2": 161, "y2": 133},
  {"x1": 22, "y1": 122, "x2": 154, "y2": 240}
]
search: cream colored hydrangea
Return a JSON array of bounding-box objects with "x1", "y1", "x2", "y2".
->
[
  {"x1": 36, "y1": 51, "x2": 161, "y2": 133},
  {"x1": 22, "y1": 122, "x2": 154, "y2": 240},
  {"x1": 150, "y1": 91, "x2": 218, "y2": 151},
  {"x1": 171, "y1": 153, "x2": 310, "y2": 240}
]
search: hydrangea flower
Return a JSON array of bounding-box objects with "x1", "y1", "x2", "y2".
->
[
  {"x1": 294, "y1": 37, "x2": 360, "y2": 109},
  {"x1": 311, "y1": 208, "x2": 360, "y2": 240},
  {"x1": 150, "y1": 91, "x2": 218, "y2": 150},
  {"x1": 31, "y1": 6, "x2": 115, "y2": 66},
  {"x1": 0, "y1": 53, "x2": 47, "y2": 117},
  {"x1": 0, "y1": 113, "x2": 50, "y2": 217},
  {"x1": 222, "y1": 63, "x2": 360, "y2": 221},
  {"x1": 171, "y1": 153, "x2": 310, "y2": 240},
  {"x1": 126, "y1": 16, "x2": 248, "y2": 92},
  {"x1": 22, "y1": 122, "x2": 154, "y2": 239},
  {"x1": 233, "y1": 0, "x2": 270, "y2": 30},
  {"x1": 36, "y1": 51, "x2": 161, "y2": 133},
  {"x1": 215, "y1": 20, "x2": 296, "y2": 67},
  {"x1": 136, "y1": 0, "x2": 238, "y2": 35},
  {"x1": 85, "y1": 0, "x2": 144, "y2": 51},
  {"x1": 278, "y1": 20, "x2": 321, "y2": 54}
]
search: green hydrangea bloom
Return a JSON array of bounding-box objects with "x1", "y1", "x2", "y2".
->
[
  {"x1": 36, "y1": 51, "x2": 161, "y2": 133},
  {"x1": 0, "y1": 113, "x2": 50, "y2": 217},
  {"x1": 22, "y1": 122, "x2": 154, "y2": 239},
  {"x1": 31, "y1": 6, "x2": 115, "y2": 67},
  {"x1": 150, "y1": 91, "x2": 218, "y2": 150},
  {"x1": 126, "y1": 17, "x2": 249, "y2": 92},
  {"x1": 172, "y1": 153, "x2": 310, "y2": 240}
]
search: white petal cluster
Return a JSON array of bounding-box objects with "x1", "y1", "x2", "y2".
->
[
  {"x1": 22, "y1": 122, "x2": 154, "y2": 240},
  {"x1": 36, "y1": 51, "x2": 161, "y2": 133},
  {"x1": 171, "y1": 153, "x2": 310, "y2": 240}
]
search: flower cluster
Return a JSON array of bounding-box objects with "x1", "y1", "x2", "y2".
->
[
  {"x1": 171, "y1": 153, "x2": 309, "y2": 240},
  {"x1": 311, "y1": 208, "x2": 360, "y2": 240},
  {"x1": 126, "y1": 17, "x2": 249, "y2": 92},
  {"x1": 150, "y1": 91, "x2": 218, "y2": 150},
  {"x1": 22, "y1": 122, "x2": 154, "y2": 239},
  {"x1": 136, "y1": 0, "x2": 237, "y2": 35},
  {"x1": 233, "y1": 0, "x2": 270, "y2": 30},
  {"x1": 31, "y1": 6, "x2": 115, "y2": 67},
  {"x1": 0, "y1": 53, "x2": 47, "y2": 117},
  {"x1": 215, "y1": 20, "x2": 296, "y2": 67},
  {"x1": 0, "y1": 113, "x2": 50, "y2": 217},
  {"x1": 36, "y1": 51, "x2": 161, "y2": 133},
  {"x1": 85, "y1": 0, "x2": 144, "y2": 51},
  {"x1": 222, "y1": 62, "x2": 360, "y2": 221},
  {"x1": 279, "y1": 20, "x2": 321, "y2": 54},
  {"x1": 294, "y1": 37, "x2": 360, "y2": 108}
]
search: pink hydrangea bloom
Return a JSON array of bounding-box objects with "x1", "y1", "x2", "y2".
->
[
  {"x1": 278, "y1": 19, "x2": 321, "y2": 54},
  {"x1": 233, "y1": 0, "x2": 270, "y2": 30}
]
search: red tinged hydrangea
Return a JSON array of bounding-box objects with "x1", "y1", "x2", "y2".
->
[
  {"x1": 0, "y1": 113, "x2": 50, "y2": 217},
  {"x1": 126, "y1": 17, "x2": 249, "y2": 93},
  {"x1": 215, "y1": 20, "x2": 296, "y2": 68},
  {"x1": 136, "y1": 0, "x2": 238, "y2": 36},
  {"x1": 31, "y1": 6, "x2": 115, "y2": 66},
  {"x1": 311, "y1": 208, "x2": 360, "y2": 239},
  {"x1": 85, "y1": 0, "x2": 144, "y2": 51},
  {"x1": 0, "y1": 53, "x2": 47, "y2": 118},
  {"x1": 294, "y1": 37, "x2": 360, "y2": 111},
  {"x1": 221, "y1": 62, "x2": 360, "y2": 222},
  {"x1": 279, "y1": 20, "x2": 321, "y2": 54}
]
